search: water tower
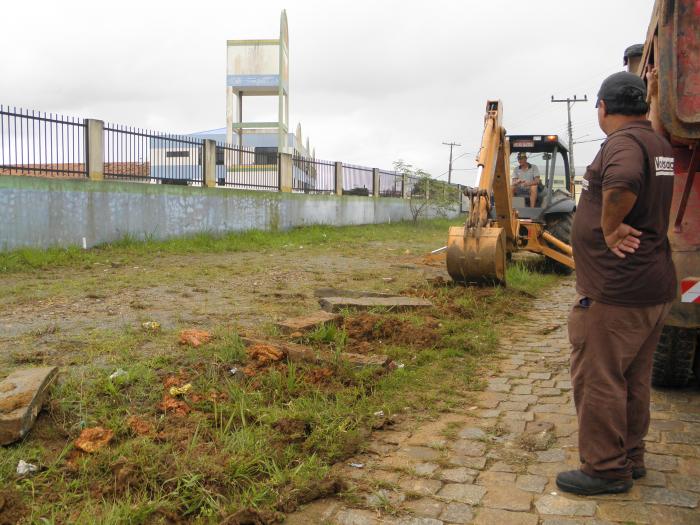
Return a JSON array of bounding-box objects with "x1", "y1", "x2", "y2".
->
[{"x1": 226, "y1": 10, "x2": 290, "y2": 154}]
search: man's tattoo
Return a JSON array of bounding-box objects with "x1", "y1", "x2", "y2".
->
[{"x1": 608, "y1": 190, "x2": 622, "y2": 204}]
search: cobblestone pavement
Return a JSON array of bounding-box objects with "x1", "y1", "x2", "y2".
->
[{"x1": 285, "y1": 278, "x2": 700, "y2": 525}]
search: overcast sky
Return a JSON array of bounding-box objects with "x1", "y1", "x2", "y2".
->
[{"x1": 0, "y1": 0, "x2": 655, "y2": 185}]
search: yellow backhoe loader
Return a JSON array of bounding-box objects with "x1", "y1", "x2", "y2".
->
[{"x1": 446, "y1": 100, "x2": 576, "y2": 285}]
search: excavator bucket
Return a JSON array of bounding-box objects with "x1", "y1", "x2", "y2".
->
[{"x1": 446, "y1": 226, "x2": 507, "y2": 285}]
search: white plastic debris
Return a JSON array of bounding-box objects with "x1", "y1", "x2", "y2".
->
[
  {"x1": 349, "y1": 463, "x2": 365, "y2": 469},
  {"x1": 109, "y1": 369, "x2": 128, "y2": 380},
  {"x1": 17, "y1": 460, "x2": 39, "y2": 476},
  {"x1": 373, "y1": 410, "x2": 385, "y2": 417},
  {"x1": 230, "y1": 367, "x2": 239, "y2": 375},
  {"x1": 395, "y1": 363, "x2": 405, "y2": 369}
]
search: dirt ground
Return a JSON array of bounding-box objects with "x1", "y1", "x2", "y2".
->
[{"x1": 0, "y1": 241, "x2": 443, "y2": 372}]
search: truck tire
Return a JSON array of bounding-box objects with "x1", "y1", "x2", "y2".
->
[
  {"x1": 542, "y1": 212, "x2": 574, "y2": 275},
  {"x1": 651, "y1": 326, "x2": 697, "y2": 388}
]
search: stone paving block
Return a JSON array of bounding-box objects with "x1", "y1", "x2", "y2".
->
[
  {"x1": 665, "y1": 431, "x2": 700, "y2": 446},
  {"x1": 635, "y1": 469, "x2": 666, "y2": 487},
  {"x1": 645, "y1": 453, "x2": 679, "y2": 472},
  {"x1": 449, "y1": 439, "x2": 486, "y2": 457},
  {"x1": 481, "y1": 485, "x2": 533, "y2": 511},
  {"x1": 516, "y1": 474, "x2": 548, "y2": 493},
  {"x1": 639, "y1": 486, "x2": 698, "y2": 508},
  {"x1": 476, "y1": 471, "x2": 516, "y2": 485},
  {"x1": 401, "y1": 497, "x2": 444, "y2": 519},
  {"x1": 534, "y1": 494, "x2": 597, "y2": 516},
  {"x1": 334, "y1": 508, "x2": 379, "y2": 525},
  {"x1": 399, "y1": 477, "x2": 444, "y2": 496},
  {"x1": 473, "y1": 508, "x2": 538, "y2": 525},
  {"x1": 0, "y1": 366, "x2": 58, "y2": 445},
  {"x1": 438, "y1": 502, "x2": 474, "y2": 524},
  {"x1": 536, "y1": 449, "x2": 567, "y2": 463},
  {"x1": 512, "y1": 385, "x2": 533, "y2": 395},
  {"x1": 448, "y1": 455, "x2": 487, "y2": 470},
  {"x1": 487, "y1": 461, "x2": 518, "y2": 473},
  {"x1": 501, "y1": 419, "x2": 527, "y2": 433},
  {"x1": 414, "y1": 462, "x2": 440, "y2": 477},
  {"x1": 555, "y1": 380, "x2": 572, "y2": 390},
  {"x1": 486, "y1": 383, "x2": 511, "y2": 393},
  {"x1": 499, "y1": 401, "x2": 529, "y2": 411},
  {"x1": 285, "y1": 498, "x2": 342, "y2": 525},
  {"x1": 382, "y1": 518, "x2": 443, "y2": 525},
  {"x1": 478, "y1": 409, "x2": 501, "y2": 418},
  {"x1": 646, "y1": 441, "x2": 699, "y2": 458},
  {"x1": 275, "y1": 310, "x2": 342, "y2": 334},
  {"x1": 402, "y1": 446, "x2": 441, "y2": 462},
  {"x1": 476, "y1": 392, "x2": 508, "y2": 409},
  {"x1": 440, "y1": 467, "x2": 475, "y2": 484},
  {"x1": 529, "y1": 372, "x2": 551, "y2": 380},
  {"x1": 667, "y1": 473, "x2": 700, "y2": 493},
  {"x1": 648, "y1": 505, "x2": 700, "y2": 525},
  {"x1": 503, "y1": 411, "x2": 534, "y2": 422},
  {"x1": 534, "y1": 387, "x2": 562, "y2": 396},
  {"x1": 679, "y1": 457, "x2": 700, "y2": 476},
  {"x1": 436, "y1": 483, "x2": 486, "y2": 505},
  {"x1": 319, "y1": 296, "x2": 433, "y2": 312},
  {"x1": 598, "y1": 501, "x2": 650, "y2": 523},
  {"x1": 508, "y1": 394, "x2": 539, "y2": 404},
  {"x1": 457, "y1": 426, "x2": 486, "y2": 441},
  {"x1": 366, "y1": 488, "x2": 406, "y2": 508}
]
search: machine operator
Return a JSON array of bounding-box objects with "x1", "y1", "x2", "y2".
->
[{"x1": 511, "y1": 152, "x2": 541, "y2": 206}]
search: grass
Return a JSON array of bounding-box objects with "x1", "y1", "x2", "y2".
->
[
  {"x1": 0, "y1": 219, "x2": 455, "y2": 274},
  {"x1": 0, "y1": 219, "x2": 561, "y2": 523}
]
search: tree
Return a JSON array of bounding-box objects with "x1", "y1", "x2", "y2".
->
[{"x1": 393, "y1": 160, "x2": 459, "y2": 223}]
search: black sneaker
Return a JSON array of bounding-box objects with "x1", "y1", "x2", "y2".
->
[
  {"x1": 556, "y1": 469, "x2": 632, "y2": 496},
  {"x1": 632, "y1": 467, "x2": 646, "y2": 479}
]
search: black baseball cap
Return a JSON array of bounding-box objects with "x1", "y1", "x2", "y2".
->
[{"x1": 595, "y1": 71, "x2": 647, "y2": 108}]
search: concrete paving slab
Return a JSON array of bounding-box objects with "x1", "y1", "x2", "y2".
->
[{"x1": 1, "y1": 366, "x2": 57, "y2": 445}]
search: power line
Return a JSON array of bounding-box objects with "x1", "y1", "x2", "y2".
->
[{"x1": 551, "y1": 94, "x2": 588, "y2": 180}]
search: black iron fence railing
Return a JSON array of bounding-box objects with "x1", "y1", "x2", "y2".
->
[
  {"x1": 1, "y1": 104, "x2": 465, "y2": 201},
  {"x1": 217, "y1": 143, "x2": 280, "y2": 191},
  {"x1": 0, "y1": 105, "x2": 86, "y2": 178},
  {"x1": 104, "y1": 124, "x2": 204, "y2": 185},
  {"x1": 378, "y1": 169, "x2": 404, "y2": 198},
  {"x1": 342, "y1": 163, "x2": 373, "y2": 196},
  {"x1": 292, "y1": 154, "x2": 335, "y2": 193}
]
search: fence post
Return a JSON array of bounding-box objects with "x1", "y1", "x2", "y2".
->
[
  {"x1": 372, "y1": 168, "x2": 380, "y2": 198},
  {"x1": 279, "y1": 153, "x2": 293, "y2": 192},
  {"x1": 85, "y1": 119, "x2": 104, "y2": 181},
  {"x1": 425, "y1": 179, "x2": 430, "y2": 200},
  {"x1": 335, "y1": 162, "x2": 343, "y2": 196},
  {"x1": 202, "y1": 140, "x2": 217, "y2": 188},
  {"x1": 402, "y1": 173, "x2": 409, "y2": 199}
]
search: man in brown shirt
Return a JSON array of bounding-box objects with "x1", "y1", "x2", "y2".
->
[{"x1": 556, "y1": 72, "x2": 676, "y2": 495}]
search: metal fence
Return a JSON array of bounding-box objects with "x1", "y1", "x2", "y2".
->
[
  {"x1": 0, "y1": 105, "x2": 86, "y2": 178},
  {"x1": 405, "y1": 174, "x2": 426, "y2": 198},
  {"x1": 342, "y1": 163, "x2": 373, "y2": 196},
  {"x1": 378, "y1": 169, "x2": 404, "y2": 198},
  {"x1": 292, "y1": 154, "x2": 335, "y2": 193},
  {"x1": 217, "y1": 143, "x2": 280, "y2": 191},
  {"x1": 104, "y1": 124, "x2": 204, "y2": 185}
]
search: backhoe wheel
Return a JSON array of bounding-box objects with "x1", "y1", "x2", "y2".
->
[
  {"x1": 542, "y1": 212, "x2": 574, "y2": 275},
  {"x1": 651, "y1": 326, "x2": 697, "y2": 388}
]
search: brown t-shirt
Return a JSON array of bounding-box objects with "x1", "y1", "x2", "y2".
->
[{"x1": 571, "y1": 120, "x2": 676, "y2": 306}]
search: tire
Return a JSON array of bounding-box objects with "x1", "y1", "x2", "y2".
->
[
  {"x1": 651, "y1": 326, "x2": 698, "y2": 388},
  {"x1": 542, "y1": 212, "x2": 574, "y2": 275}
]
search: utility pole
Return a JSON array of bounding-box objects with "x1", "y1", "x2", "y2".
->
[
  {"x1": 550, "y1": 95, "x2": 587, "y2": 181},
  {"x1": 442, "y1": 141, "x2": 461, "y2": 185}
]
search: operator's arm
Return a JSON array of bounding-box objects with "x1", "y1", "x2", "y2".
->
[
  {"x1": 602, "y1": 189, "x2": 641, "y2": 258},
  {"x1": 600, "y1": 135, "x2": 646, "y2": 258}
]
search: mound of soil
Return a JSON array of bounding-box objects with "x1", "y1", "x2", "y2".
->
[
  {"x1": 344, "y1": 313, "x2": 439, "y2": 348},
  {"x1": 0, "y1": 490, "x2": 27, "y2": 525}
]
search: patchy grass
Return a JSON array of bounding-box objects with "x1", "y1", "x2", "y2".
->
[{"x1": 0, "y1": 220, "x2": 562, "y2": 523}]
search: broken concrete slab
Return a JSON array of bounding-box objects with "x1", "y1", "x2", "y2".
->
[
  {"x1": 319, "y1": 296, "x2": 433, "y2": 313},
  {"x1": 241, "y1": 337, "x2": 392, "y2": 368},
  {"x1": 314, "y1": 288, "x2": 396, "y2": 299},
  {"x1": 1, "y1": 366, "x2": 58, "y2": 446},
  {"x1": 275, "y1": 311, "x2": 342, "y2": 335}
]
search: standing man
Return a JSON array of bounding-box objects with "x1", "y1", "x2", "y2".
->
[{"x1": 556, "y1": 71, "x2": 676, "y2": 495}]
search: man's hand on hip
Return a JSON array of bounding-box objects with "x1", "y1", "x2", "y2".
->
[{"x1": 604, "y1": 223, "x2": 642, "y2": 258}]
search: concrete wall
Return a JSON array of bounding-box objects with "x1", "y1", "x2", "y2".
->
[{"x1": 0, "y1": 175, "x2": 461, "y2": 251}]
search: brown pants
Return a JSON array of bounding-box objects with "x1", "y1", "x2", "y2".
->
[{"x1": 568, "y1": 296, "x2": 671, "y2": 480}]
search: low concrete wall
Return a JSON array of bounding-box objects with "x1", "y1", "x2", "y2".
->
[{"x1": 0, "y1": 176, "x2": 461, "y2": 251}]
